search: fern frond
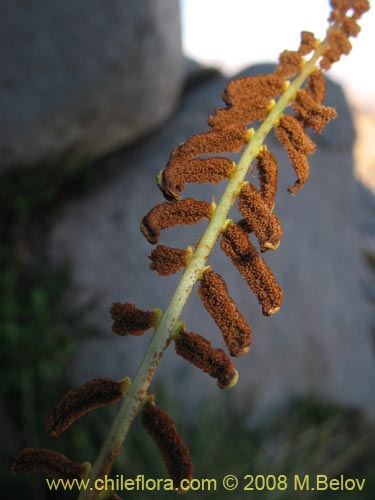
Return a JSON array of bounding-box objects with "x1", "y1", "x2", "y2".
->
[{"x1": 12, "y1": 2, "x2": 370, "y2": 498}]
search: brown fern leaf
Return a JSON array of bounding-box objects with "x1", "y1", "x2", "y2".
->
[
  {"x1": 322, "y1": 0, "x2": 369, "y2": 69},
  {"x1": 341, "y1": 16, "x2": 362, "y2": 36},
  {"x1": 12, "y1": 448, "x2": 90, "y2": 479},
  {"x1": 278, "y1": 114, "x2": 316, "y2": 155},
  {"x1": 158, "y1": 74, "x2": 284, "y2": 201},
  {"x1": 238, "y1": 182, "x2": 283, "y2": 251},
  {"x1": 306, "y1": 68, "x2": 327, "y2": 104},
  {"x1": 298, "y1": 31, "x2": 318, "y2": 56},
  {"x1": 44, "y1": 378, "x2": 124, "y2": 438},
  {"x1": 221, "y1": 223, "x2": 283, "y2": 316},
  {"x1": 215, "y1": 74, "x2": 284, "y2": 125},
  {"x1": 198, "y1": 269, "x2": 252, "y2": 357},
  {"x1": 275, "y1": 50, "x2": 302, "y2": 79},
  {"x1": 110, "y1": 303, "x2": 156, "y2": 336},
  {"x1": 149, "y1": 245, "x2": 189, "y2": 276},
  {"x1": 141, "y1": 198, "x2": 212, "y2": 244},
  {"x1": 329, "y1": 0, "x2": 369, "y2": 22},
  {"x1": 321, "y1": 32, "x2": 352, "y2": 69},
  {"x1": 255, "y1": 148, "x2": 279, "y2": 210},
  {"x1": 293, "y1": 90, "x2": 337, "y2": 134},
  {"x1": 174, "y1": 329, "x2": 238, "y2": 389},
  {"x1": 141, "y1": 401, "x2": 192, "y2": 490},
  {"x1": 276, "y1": 30, "x2": 317, "y2": 78},
  {"x1": 275, "y1": 114, "x2": 316, "y2": 194},
  {"x1": 222, "y1": 74, "x2": 284, "y2": 107},
  {"x1": 178, "y1": 125, "x2": 248, "y2": 157},
  {"x1": 160, "y1": 156, "x2": 235, "y2": 202},
  {"x1": 158, "y1": 127, "x2": 247, "y2": 202}
]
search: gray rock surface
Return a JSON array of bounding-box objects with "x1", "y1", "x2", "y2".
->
[
  {"x1": 49, "y1": 65, "x2": 375, "y2": 420},
  {"x1": 0, "y1": 0, "x2": 183, "y2": 172}
]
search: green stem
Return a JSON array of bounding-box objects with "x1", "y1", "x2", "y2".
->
[{"x1": 78, "y1": 40, "x2": 327, "y2": 500}]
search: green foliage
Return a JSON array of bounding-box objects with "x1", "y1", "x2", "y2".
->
[
  {"x1": 0, "y1": 163, "x2": 103, "y2": 499},
  {"x1": 0, "y1": 250, "x2": 73, "y2": 400}
]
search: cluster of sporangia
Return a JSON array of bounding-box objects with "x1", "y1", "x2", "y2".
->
[{"x1": 12, "y1": 1, "x2": 369, "y2": 498}]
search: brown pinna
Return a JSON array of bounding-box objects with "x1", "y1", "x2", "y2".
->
[
  {"x1": 12, "y1": 448, "x2": 90, "y2": 480},
  {"x1": 149, "y1": 245, "x2": 190, "y2": 276},
  {"x1": 141, "y1": 198, "x2": 213, "y2": 245},
  {"x1": 141, "y1": 400, "x2": 192, "y2": 490},
  {"x1": 293, "y1": 89, "x2": 337, "y2": 134},
  {"x1": 255, "y1": 147, "x2": 279, "y2": 210},
  {"x1": 221, "y1": 223, "x2": 283, "y2": 316},
  {"x1": 198, "y1": 269, "x2": 252, "y2": 357},
  {"x1": 45, "y1": 378, "x2": 128, "y2": 438},
  {"x1": 238, "y1": 182, "x2": 283, "y2": 251},
  {"x1": 110, "y1": 302, "x2": 157, "y2": 336},
  {"x1": 174, "y1": 329, "x2": 238, "y2": 389}
]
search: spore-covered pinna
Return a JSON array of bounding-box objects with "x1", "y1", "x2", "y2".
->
[{"x1": 13, "y1": 2, "x2": 370, "y2": 497}]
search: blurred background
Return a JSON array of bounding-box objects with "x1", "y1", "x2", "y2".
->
[{"x1": 1, "y1": 1, "x2": 374, "y2": 499}]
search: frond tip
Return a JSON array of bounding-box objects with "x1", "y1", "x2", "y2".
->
[{"x1": 322, "y1": 0, "x2": 370, "y2": 69}]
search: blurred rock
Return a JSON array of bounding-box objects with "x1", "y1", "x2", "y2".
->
[
  {"x1": 49, "y1": 65, "x2": 375, "y2": 420},
  {"x1": 0, "y1": 0, "x2": 183, "y2": 172}
]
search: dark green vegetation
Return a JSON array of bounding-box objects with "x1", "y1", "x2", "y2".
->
[{"x1": 0, "y1": 164, "x2": 104, "y2": 499}]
